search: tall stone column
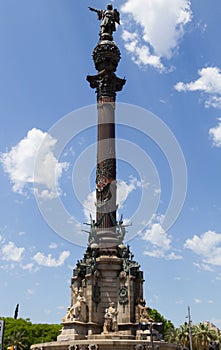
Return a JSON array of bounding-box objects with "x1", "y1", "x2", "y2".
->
[
  {"x1": 32, "y1": 6, "x2": 155, "y2": 347},
  {"x1": 87, "y1": 39, "x2": 126, "y2": 247}
]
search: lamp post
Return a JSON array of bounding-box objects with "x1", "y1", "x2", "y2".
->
[
  {"x1": 187, "y1": 306, "x2": 193, "y2": 350},
  {"x1": 150, "y1": 323, "x2": 154, "y2": 349},
  {"x1": 0, "y1": 320, "x2": 5, "y2": 350},
  {"x1": 139, "y1": 322, "x2": 163, "y2": 349}
]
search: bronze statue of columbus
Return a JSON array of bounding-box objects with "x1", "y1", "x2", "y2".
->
[{"x1": 89, "y1": 4, "x2": 120, "y2": 40}]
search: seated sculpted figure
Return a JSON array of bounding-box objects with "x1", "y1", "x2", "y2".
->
[
  {"x1": 63, "y1": 289, "x2": 86, "y2": 322},
  {"x1": 136, "y1": 299, "x2": 153, "y2": 323},
  {"x1": 72, "y1": 290, "x2": 85, "y2": 319}
]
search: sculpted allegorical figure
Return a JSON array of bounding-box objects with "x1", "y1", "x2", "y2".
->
[
  {"x1": 89, "y1": 4, "x2": 120, "y2": 39},
  {"x1": 63, "y1": 307, "x2": 72, "y2": 322},
  {"x1": 83, "y1": 214, "x2": 98, "y2": 245},
  {"x1": 63, "y1": 288, "x2": 86, "y2": 322},
  {"x1": 108, "y1": 302, "x2": 118, "y2": 332},
  {"x1": 72, "y1": 289, "x2": 86, "y2": 320},
  {"x1": 117, "y1": 214, "x2": 131, "y2": 243},
  {"x1": 117, "y1": 216, "x2": 126, "y2": 241},
  {"x1": 136, "y1": 299, "x2": 153, "y2": 323},
  {"x1": 103, "y1": 308, "x2": 112, "y2": 334}
]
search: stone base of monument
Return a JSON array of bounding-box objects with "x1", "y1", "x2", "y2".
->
[
  {"x1": 32, "y1": 325, "x2": 178, "y2": 350},
  {"x1": 87, "y1": 333, "x2": 134, "y2": 340},
  {"x1": 57, "y1": 321, "x2": 102, "y2": 342},
  {"x1": 31, "y1": 339, "x2": 179, "y2": 350},
  {"x1": 32, "y1": 321, "x2": 179, "y2": 350}
]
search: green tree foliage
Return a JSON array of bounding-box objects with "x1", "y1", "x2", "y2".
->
[
  {"x1": 193, "y1": 322, "x2": 217, "y2": 350},
  {"x1": 165, "y1": 322, "x2": 220, "y2": 350},
  {"x1": 148, "y1": 308, "x2": 175, "y2": 337},
  {"x1": 1, "y1": 317, "x2": 61, "y2": 350}
]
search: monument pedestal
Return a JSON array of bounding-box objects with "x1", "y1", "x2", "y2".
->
[
  {"x1": 57, "y1": 322, "x2": 102, "y2": 342},
  {"x1": 31, "y1": 339, "x2": 179, "y2": 350}
]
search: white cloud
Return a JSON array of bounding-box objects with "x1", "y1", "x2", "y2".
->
[
  {"x1": 121, "y1": 0, "x2": 192, "y2": 69},
  {"x1": 117, "y1": 176, "x2": 143, "y2": 208},
  {"x1": 33, "y1": 250, "x2": 70, "y2": 267},
  {"x1": 209, "y1": 119, "x2": 221, "y2": 147},
  {"x1": 143, "y1": 222, "x2": 171, "y2": 250},
  {"x1": 83, "y1": 176, "x2": 143, "y2": 221},
  {"x1": 142, "y1": 215, "x2": 182, "y2": 259},
  {"x1": 184, "y1": 230, "x2": 221, "y2": 266},
  {"x1": 83, "y1": 190, "x2": 96, "y2": 222},
  {"x1": 175, "y1": 67, "x2": 221, "y2": 94},
  {"x1": 27, "y1": 288, "x2": 34, "y2": 295},
  {"x1": 18, "y1": 231, "x2": 25, "y2": 236},
  {"x1": 154, "y1": 188, "x2": 161, "y2": 196},
  {"x1": 122, "y1": 30, "x2": 164, "y2": 71},
  {"x1": 0, "y1": 128, "x2": 69, "y2": 198},
  {"x1": 1, "y1": 241, "x2": 25, "y2": 262},
  {"x1": 216, "y1": 274, "x2": 221, "y2": 281},
  {"x1": 49, "y1": 242, "x2": 58, "y2": 249},
  {"x1": 194, "y1": 298, "x2": 202, "y2": 304},
  {"x1": 167, "y1": 252, "x2": 183, "y2": 260},
  {"x1": 21, "y1": 263, "x2": 35, "y2": 271},
  {"x1": 205, "y1": 96, "x2": 221, "y2": 109},
  {"x1": 193, "y1": 262, "x2": 213, "y2": 272},
  {"x1": 196, "y1": 21, "x2": 207, "y2": 33},
  {"x1": 175, "y1": 67, "x2": 221, "y2": 109}
]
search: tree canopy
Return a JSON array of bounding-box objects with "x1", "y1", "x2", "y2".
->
[
  {"x1": 165, "y1": 321, "x2": 220, "y2": 350},
  {"x1": 147, "y1": 308, "x2": 174, "y2": 336},
  {"x1": 1, "y1": 317, "x2": 61, "y2": 350}
]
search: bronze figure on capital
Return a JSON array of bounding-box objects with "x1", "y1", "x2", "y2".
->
[{"x1": 89, "y1": 4, "x2": 120, "y2": 40}]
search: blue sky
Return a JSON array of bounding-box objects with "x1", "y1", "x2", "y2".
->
[{"x1": 1, "y1": 0, "x2": 221, "y2": 330}]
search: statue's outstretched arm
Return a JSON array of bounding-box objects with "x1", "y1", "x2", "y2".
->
[
  {"x1": 88, "y1": 7, "x2": 98, "y2": 13},
  {"x1": 88, "y1": 7, "x2": 102, "y2": 20}
]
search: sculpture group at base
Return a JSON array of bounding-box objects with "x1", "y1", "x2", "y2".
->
[
  {"x1": 63, "y1": 288, "x2": 87, "y2": 323},
  {"x1": 64, "y1": 293, "x2": 120, "y2": 335},
  {"x1": 83, "y1": 213, "x2": 129, "y2": 246},
  {"x1": 136, "y1": 299, "x2": 153, "y2": 323},
  {"x1": 103, "y1": 302, "x2": 118, "y2": 334}
]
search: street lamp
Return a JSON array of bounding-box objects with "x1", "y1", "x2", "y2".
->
[
  {"x1": 186, "y1": 306, "x2": 193, "y2": 350},
  {"x1": 139, "y1": 322, "x2": 163, "y2": 348}
]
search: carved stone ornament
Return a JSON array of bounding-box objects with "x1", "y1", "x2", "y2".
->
[
  {"x1": 87, "y1": 70, "x2": 126, "y2": 101},
  {"x1": 93, "y1": 42, "x2": 121, "y2": 72},
  {"x1": 96, "y1": 174, "x2": 109, "y2": 189},
  {"x1": 119, "y1": 270, "x2": 127, "y2": 281},
  {"x1": 88, "y1": 345, "x2": 98, "y2": 350},
  {"x1": 96, "y1": 159, "x2": 116, "y2": 185},
  {"x1": 94, "y1": 269, "x2": 100, "y2": 280},
  {"x1": 75, "y1": 346, "x2": 88, "y2": 350},
  {"x1": 119, "y1": 286, "x2": 128, "y2": 305},
  {"x1": 134, "y1": 345, "x2": 144, "y2": 350}
]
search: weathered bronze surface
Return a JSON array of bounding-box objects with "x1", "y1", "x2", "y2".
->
[{"x1": 89, "y1": 4, "x2": 120, "y2": 41}]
